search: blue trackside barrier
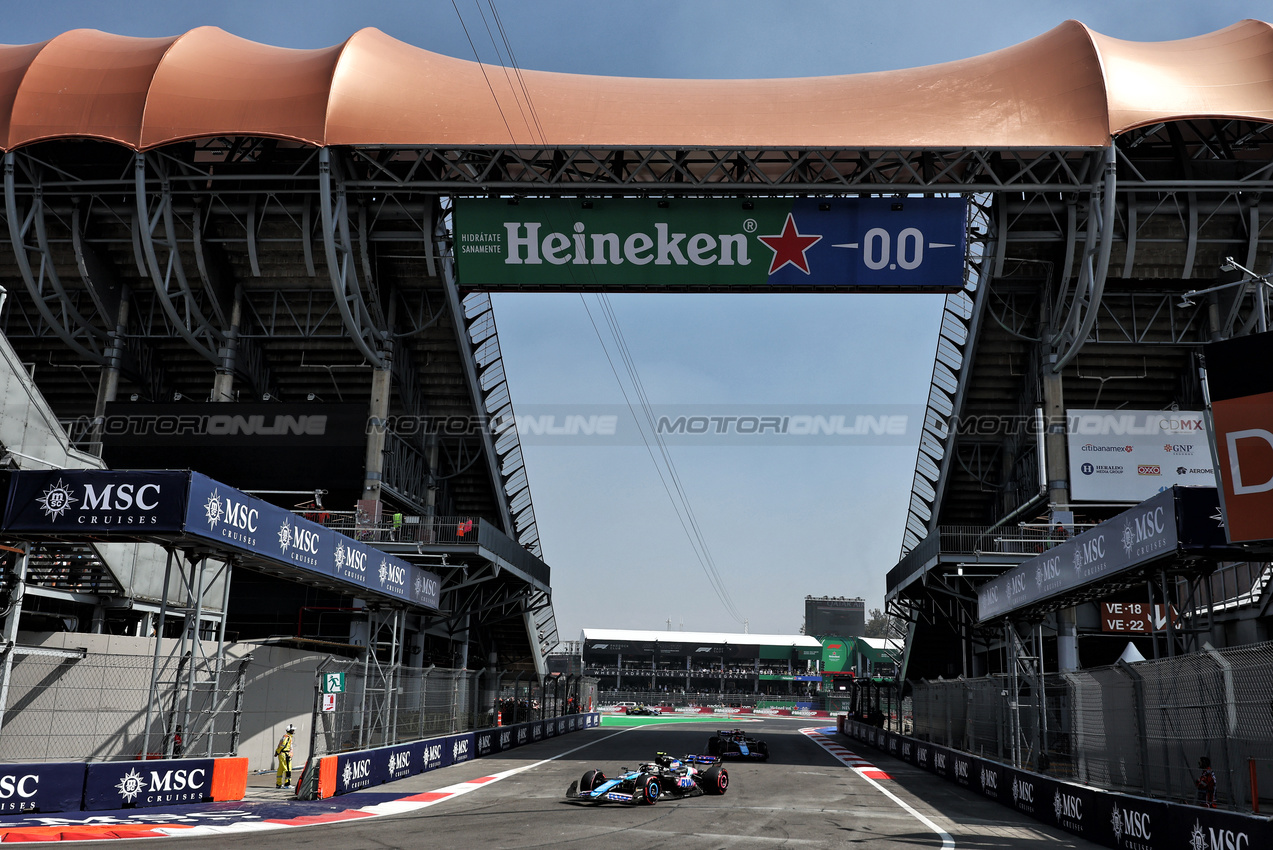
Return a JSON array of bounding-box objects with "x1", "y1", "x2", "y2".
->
[
  {"x1": 0, "y1": 762, "x2": 86, "y2": 814},
  {"x1": 309, "y1": 713, "x2": 600, "y2": 800},
  {"x1": 841, "y1": 719, "x2": 1273, "y2": 850}
]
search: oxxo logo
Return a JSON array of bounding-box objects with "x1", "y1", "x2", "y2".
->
[
  {"x1": 0, "y1": 774, "x2": 39, "y2": 811},
  {"x1": 1138, "y1": 465, "x2": 1162, "y2": 476},
  {"x1": 1190, "y1": 819, "x2": 1249, "y2": 850}
]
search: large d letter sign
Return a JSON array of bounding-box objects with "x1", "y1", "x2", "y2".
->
[{"x1": 1205, "y1": 332, "x2": 1273, "y2": 543}]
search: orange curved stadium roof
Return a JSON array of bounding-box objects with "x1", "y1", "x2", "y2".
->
[{"x1": 0, "y1": 19, "x2": 1271, "y2": 151}]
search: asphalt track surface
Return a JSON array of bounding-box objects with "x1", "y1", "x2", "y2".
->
[{"x1": 7, "y1": 718, "x2": 1107, "y2": 848}]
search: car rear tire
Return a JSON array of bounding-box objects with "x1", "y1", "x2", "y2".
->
[{"x1": 703, "y1": 764, "x2": 729, "y2": 794}]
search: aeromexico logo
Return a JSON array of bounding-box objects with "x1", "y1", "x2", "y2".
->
[
  {"x1": 334, "y1": 539, "x2": 368, "y2": 583},
  {"x1": 35, "y1": 478, "x2": 163, "y2": 525},
  {"x1": 278, "y1": 518, "x2": 321, "y2": 567}
]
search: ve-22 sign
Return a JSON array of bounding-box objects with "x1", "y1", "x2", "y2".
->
[{"x1": 455, "y1": 197, "x2": 966, "y2": 293}]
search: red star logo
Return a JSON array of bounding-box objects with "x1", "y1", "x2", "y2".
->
[{"x1": 757, "y1": 213, "x2": 822, "y2": 275}]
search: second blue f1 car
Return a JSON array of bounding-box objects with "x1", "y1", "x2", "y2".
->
[
  {"x1": 567, "y1": 753, "x2": 729, "y2": 804},
  {"x1": 707, "y1": 728, "x2": 770, "y2": 760}
]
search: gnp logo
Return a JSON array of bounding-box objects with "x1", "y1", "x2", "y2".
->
[
  {"x1": 1137, "y1": 465, "x2": 1162, "y2": 476},
  {"x1": 1164, "y1": 443, "x2": 1196, "y2": 454},
  {"x1": 1190, "y1": 819, "x2": 1249, "y2": 850},
  {"x1": 115, "y1": 767, "x2": 207, "y2": 803},
  {"x1": 1110, "y1": 803, "x2": 1153, "y2": 849},
  {"x1": 0, "y1": 773, "x2": 39, "y2": 811}
]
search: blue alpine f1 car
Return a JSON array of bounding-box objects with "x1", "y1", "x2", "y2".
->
[
  {"x1": 567, "y1": 752, "x2": 729, "y2": 804},
  {"x1": 707, "y1": 728, "x2": 770, "y2": 760}
]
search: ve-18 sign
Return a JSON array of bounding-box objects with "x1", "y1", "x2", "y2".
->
[{"x1": 455, "y1": 197, "x2": 966, "y2": 292}]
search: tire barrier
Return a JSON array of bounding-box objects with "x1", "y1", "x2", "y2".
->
[
  {"x1": 0, "y1": 757, "x2": 249, "y2": 814},
  {"x1": 841, "y1": 718, "x2": 1272, "y2": 850},
  {"x1": 300, "y1": 713, "x2": 601, "y2": 800}
]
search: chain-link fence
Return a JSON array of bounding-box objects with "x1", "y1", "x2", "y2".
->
[
  {"x1": 0, "y1": 650, "x2": 249, "y2": 763},
  {"x1": 310, "y1": 658, "x2": 598, "y2": 758},
  {"x1": 911, "y1": 641, "x2": 1273, "y2": 810}
]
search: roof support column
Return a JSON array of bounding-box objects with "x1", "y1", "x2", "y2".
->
[
  {"x1": 89, "y1": 290, "x2": 130, "y2": 456},
  {"x1": 211, "y1": 292, "x2": 243, "y2": 402},
  {"x1": 363, "y1": 359, "x2": 393, "y2": 504}
]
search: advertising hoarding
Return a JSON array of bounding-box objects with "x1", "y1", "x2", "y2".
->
[
  {"x1": 455, "y1": 197, "x2": 966, "y2": 292},
  {"x1": 1203, "y1": 330, "x2": 1273, "y2": 543},
  {"x1": 1066, "y1": 409, "x2": 1214, "y2": 502}
]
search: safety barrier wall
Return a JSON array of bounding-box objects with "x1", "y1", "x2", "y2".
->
[
  {"x1": 840, "y1": 718, "x2": 1272, "y2": 850},
  {"x1": 0, "y1": 757, "x2": 249, "y2": 814},
  {"x1": 304, "y1": 713, "x2": 601, "y2": 800}
]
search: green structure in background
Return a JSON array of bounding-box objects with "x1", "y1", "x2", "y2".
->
[{"x1": 820, "y1": 636, "x2": 853, "y2": 673}]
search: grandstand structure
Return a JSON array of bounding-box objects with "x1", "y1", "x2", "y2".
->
[{"x1": 0, "y1": 20, "x2": 1270, "y2": 707}]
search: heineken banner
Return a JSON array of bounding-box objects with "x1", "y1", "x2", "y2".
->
[{"x1": 455, "y1": 197, "x2": 966, "y2": 292}]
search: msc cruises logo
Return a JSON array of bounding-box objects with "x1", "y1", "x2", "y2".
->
[
  {"x1": 115, "y1": 768, "x2": 147, "y2": 803},
  {"x1": 35, "y1": 479, "x2": 76, "y2": 520},
  {"x1": 204, "y1": 490, "x2": 223, "y2": 529},
  {"x1": 278, "y1": 518, "x2": 293, "y2": 553}
]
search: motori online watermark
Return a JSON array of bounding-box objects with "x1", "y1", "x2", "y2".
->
[{"x1": 65, "y1": 408, "x2": 1205, "y2": 447}]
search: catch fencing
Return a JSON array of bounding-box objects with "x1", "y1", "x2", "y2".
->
[
  {"x1": 911, "y1": 641, "x2": 1273, "y2": 811},
  {"x1": 309, "y1": 656, "x2": 597, "y2": 758},
  {"x1": 0, "y1": 650, "x2": 249, "y2": 763}
]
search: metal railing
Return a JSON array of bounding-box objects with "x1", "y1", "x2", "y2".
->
[{"x1": 890, "y1": 524, "x2": 1065, "y2": 589}]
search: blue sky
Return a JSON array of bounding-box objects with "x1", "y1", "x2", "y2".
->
[{"x1": 7, "y1": 1, "x2": 1268, "y2": 638}]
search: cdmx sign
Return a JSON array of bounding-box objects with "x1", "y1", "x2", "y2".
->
[{"x1": 455, "y1": 197, "x2": 966, "y2": 292}]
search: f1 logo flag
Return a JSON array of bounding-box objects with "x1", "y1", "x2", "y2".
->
[{"x1": 1205, "y1": 331, "x2": 1273, "y2": 543}]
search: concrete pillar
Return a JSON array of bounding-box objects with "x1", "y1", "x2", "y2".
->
[{"x1": 363, "y1": 365, "x2": 393, "y2": 502}]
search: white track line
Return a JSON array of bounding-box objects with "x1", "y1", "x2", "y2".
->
[{"x1": 802, "y1": 728, "x2": 954, "y2": 850}]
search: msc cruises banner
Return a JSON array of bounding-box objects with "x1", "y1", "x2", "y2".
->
[
  {"x1": 978, "y1": 488, "x2": 1183, "y2": 621},
  {"x1": 3, "y1": 470, "x2": 190, "y2": 533},
  {"x1": 0, "y1": 470, "x2": 439, "y2": 610},
  {"x1": 455, "y1": 197, "x2": 966, "y2": 292},
  {"x1": 184, "y1": 473, "x2": 440, "y2": 610}
]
